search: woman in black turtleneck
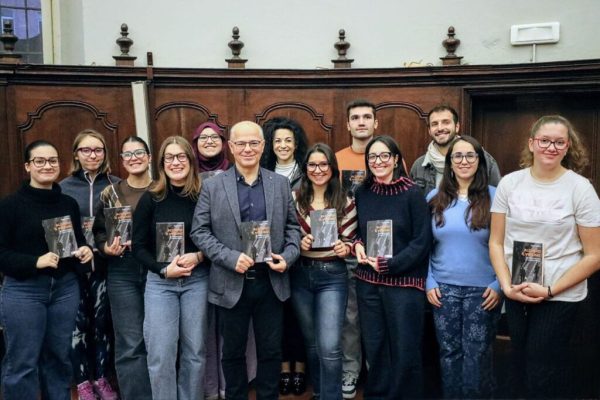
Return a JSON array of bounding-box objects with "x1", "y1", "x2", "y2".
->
[{"x1": 0, "y1": 140, "x2": 93, "y2": 400}]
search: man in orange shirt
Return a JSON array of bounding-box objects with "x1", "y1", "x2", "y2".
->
[{"x1": 335, "y1": 99, "x2": 378, "y2": 399}]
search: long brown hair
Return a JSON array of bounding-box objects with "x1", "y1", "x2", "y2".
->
[
  {"x1": 519, "y1": 115, "x2": 588, "y2": 174},
  {"x1": 429, "y1": 136, "x2": 491, "y2": 231},
  {"x1": 296, "y1": 143, "x2": 347, "y2": 223},
  {"x1": 149, "y1": 136, "x2": 200, "y2": 201}
]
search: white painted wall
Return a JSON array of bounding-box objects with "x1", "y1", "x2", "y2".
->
[{"x1": 54, "y1": 0, "x2": 600, "y2": 68}]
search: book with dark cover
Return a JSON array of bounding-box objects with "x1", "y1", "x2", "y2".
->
[
  {"x1": 342, "y1": 170, "x2": 366, "y2": 198},
  {"x1": 366, "y1": 219, "x2": 393, "y2": 258},
  {"x1": 156, "y1": 222, "x2": 185, "y2": 262},
  {"x1": 82, "y1": 216, "x2": 96, "y2": 249},
  {"x1": 104, "y1": 206, "x2": 133, "y2": 245},
  {"x1": 310, "y1": 208, "x2": 338, "y2": 248},
  {"x1": 42, "y1": 215, "x2": 78, "y2": 258},
  {"x1": 240, "y1": 220, "x2": 272, "y2": 262},
  {"x1": 511, "y1": 241, "x2": 544, "y2": 285}
]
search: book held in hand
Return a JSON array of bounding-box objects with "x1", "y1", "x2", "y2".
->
[
  {"x1": 82, "y1": 216, "x2": 96, "y2": 249},
  {"x1": 104, "y1": 206, "x2": 132, "y2": 245},
  {"x1": 42, "y1": 215, "x2": 78, "y2": 258},
  {"x1": 310, "y1": 208, "x2": 338, "y2": 248},
  {"x1": 366, "y1": 219, "x2": 393, "y2": 258},
  {"x1": 511, "y1": 241, "x2": 544, "y2": 285},
  {"x1": 342, "y1": 170, "x2": 366, "y2": 198},
  {"x1": 241, "y1": 221, "x2": 272, "y2": 262},
  {"x1": 156, "y1": 222, "x2": 185, "y2": 262}
]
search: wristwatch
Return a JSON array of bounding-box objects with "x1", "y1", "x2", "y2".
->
[{"x1": 159, "y1": 266, "x2": 168, "y2": 279}]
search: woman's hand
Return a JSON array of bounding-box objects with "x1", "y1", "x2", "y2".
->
[
  {"x1": 177, "y1": 252, "x2": 200, "y2": 269},
  {"x1": 503, "y1": 282, "x2": 545, "y2": 303},
  {"x1": 74, "y1": 246, "x2": 94, "y2": 264},
  {"x1": 521, "y1": 282, "x2": 550, "y2": 300},
  {"x1": 300, "y1": 234, "x2": 313, "y2": 251},
  {"x1": 333, "y1": 240, "x2": 350, "y2": 258},
  {"x1": 166, "y1": 255, "x2": 194, "y2": 278},
  {"x1": 37, "y1": 252, "x2": 59, "y2": 269},
  {"x1": 104, "y1": 236, "x2": 126, "y2": 257},
  {"x1": 427, "y1": 287, "x2": 442, "y2": 308},
  {"x1": 481, "y1": 287, "x2": 502, "y2": 310},
  {"x1": 355, "y1": 243, "x2": 368, "y2": 264}
]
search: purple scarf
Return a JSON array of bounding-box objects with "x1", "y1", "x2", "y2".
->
[{"x1": 192, "y1": 122, "x2": 230, "y2": 172}]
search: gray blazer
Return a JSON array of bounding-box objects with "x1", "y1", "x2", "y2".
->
[{"x1": 190, "y1": 167, "x2": 301, "y2": 309}]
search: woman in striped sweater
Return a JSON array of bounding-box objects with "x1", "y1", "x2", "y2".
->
[{"x1": 291, "y1": 143, "x2": 357, "y2": 400}]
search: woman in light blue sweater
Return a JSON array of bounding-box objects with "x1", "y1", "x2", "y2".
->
[{"x1": 426, "y1": 136, "x2": 502, "y2": 398}]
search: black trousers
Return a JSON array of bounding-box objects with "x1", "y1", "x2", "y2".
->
[
  {"x1": 218, "y1": 273, "x2": 283, "y2": 400},
  {"x1": 506, "y1": 299, "x2": 579, "y2": 399}
]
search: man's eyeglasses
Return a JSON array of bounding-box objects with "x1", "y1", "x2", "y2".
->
[
  {"x1": 121, "y1": 149, "x2": 148, "y2": 161},
  {"x1": 306, "y1": 162, "x2": 330, "y2": 172},
  {"x1": 230, "y1": 140, "x2": 263, "y2": 151},
  {"x1": 198, "y1": 134, "x2": 221, "y2": 143},
  {"x1": 534, "y1": 137, "x2": 568, "y2": 150},
  {"x1": 77, "y1": 147, "x2": 105, "y2": 157},
  {"x1": 164, "y1": 153, "x2": 188, "y2": 164},
  {"x1": 451, "y1": 152, "x2": 479, "y2": 164},
  {"x1": 29, "y1": 157, "x2": 59, "y2": 168},
  {"x1": 367, "y1": 152, "x2": 392, "y2": 164}
]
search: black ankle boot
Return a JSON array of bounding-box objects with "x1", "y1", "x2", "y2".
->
[
  {"x1": 279, "y1": 372, "x2": 292, "y2": 395},
  {"x1": 292, "y1": 372, "x2": 306, "y2": 395}
]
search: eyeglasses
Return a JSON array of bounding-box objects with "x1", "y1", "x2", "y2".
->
[
  {"x1": 367, "y1": 152, "x2": 392, "y2": 164},
  {"x1": 29, "y1": 157, "x2": 59, "y2": 168},
  {"x1": 230, "y1": 140, "x2": 263, "y2": 151},
  {"x1": 307, "y1": 162, "x2": 330, "y2": 172},
  {"x1": 77, "y1": 147, "x2": 105, "y2": 157},
  {"x1": 121, "y1": 149, "x2": 148, "y2": 161},
  {"x1": 534, "y1": 137, "x2": 568, "y2": 150},
  {"x1": 198, "y1": 134, "x2": 221, "y2": 143},
  {"x1": 164, "y1": 153, "x2": 188, "y2": 164},
  {"x1": 451, "y1": 152, "x2": 479, "y2": 164}
]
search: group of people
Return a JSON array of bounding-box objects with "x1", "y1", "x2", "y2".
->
[{"x1": 0, "y1": 99, "x2": 599, "y2": 400}]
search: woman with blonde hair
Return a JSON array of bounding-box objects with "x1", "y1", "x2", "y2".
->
[
  {"x1": 132, "y1": 136, "x2": 209, "y2": 400},
  {"x1": 60, "y1": 129, "x2": 120, "y2": 400},
  {"x1": 489, "y1": 115, "x2": 600, "y2": 398}
]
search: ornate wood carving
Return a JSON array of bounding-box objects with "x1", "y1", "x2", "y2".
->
[
  {"x1": 0, "y1": 19, "x2": 21, "y2": 64},
  {"x1": 440, "y1": 26, "x2": 463, "y2": 66},
  {"x1": 332, "y1": 29, "x2": 353, "y2": 69},
  {"x1": 113, "y1": 23, "x2": 137, "y2": 67},
  {"x1": 226, "y1": 27, "x2": 247, "y2": 69}
]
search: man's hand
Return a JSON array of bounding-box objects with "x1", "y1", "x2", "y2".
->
[
  {"x1": 267, "y1": 253, "x2": 287, "y2": 273},
  {"x1": 235, "y1": 253, "x2": 255, "y2": 274}
]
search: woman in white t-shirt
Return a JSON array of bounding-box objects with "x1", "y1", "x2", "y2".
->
[{"x1": 489, "y1": 115, "x2": 600, "y2": 398}]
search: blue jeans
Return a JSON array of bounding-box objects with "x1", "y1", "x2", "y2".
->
[
  {"x1": 291, "y1": 258, "x2": 348, "y2": 400},
  {"x1": 432, "y1": 283, "x2": 501, "y2": 398},
  {"x1": 1, "y1": 272, "x2": 79, "y2": 400},
  {"x1": 144, "y1": 267, "x2": 209, "y2": 400},
  {"x1": 356, "y1": 280, "x2": 425, "y2": 400},
  {"x1": 106, "y1": 252, "x2": 152, "y2": 400}
]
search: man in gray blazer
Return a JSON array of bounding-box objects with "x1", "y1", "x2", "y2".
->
[{"x1": 191, "y1": 120, "x2": 300, "y2": 400}]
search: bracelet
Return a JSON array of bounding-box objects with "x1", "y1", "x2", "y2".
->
[
  {"x1": 547, "y1": 285, "x2": 554, "y2": 298},
  {"x1": 164, "y1": 265, "x2": 169, "y2": 279}
]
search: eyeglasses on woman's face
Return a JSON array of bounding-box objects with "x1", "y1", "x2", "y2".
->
[
  {"x1": 198, "y1": 134, "x2": 221, "y2": 143},
  {"x1": 121, "y1": 149, "x2": 148, "y2": 161},
  {"x1": 29, "y1": 157, "x2": 60, "y2": 168},
  {"x1": 367, "y1": 152, "x2": 392, "y2": 164},
  {"x1": 163, "y1": 153, "x2": 188, "y2": 164},
  {"x1": 77, "y1": 147, "x2": 105, "y2": 157},
  {"x1": 533, "y1": 137, "x2": 568, "y2": 151},
  {"x1": 451, "y1": 152, "x2": 479, "y2": 164},
  {"x1": 306, "y1": 162, "x2": 330, "y2": 172}
]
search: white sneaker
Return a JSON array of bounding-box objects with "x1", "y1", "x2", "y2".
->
[{"x1": 342, "y1": 374, "x2": 357, "y2": 399}]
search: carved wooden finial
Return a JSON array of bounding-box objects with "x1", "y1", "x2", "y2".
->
[
  {"x1": 0, "y1": 19, "x2": 22, "y2": 64},
  {"x1": 226, "y1": 26, "x2": 247, "y2": 69},
  {"x1": 332, "y1": 29, "x2": 353, "y2": 69},
  {"x1": 113, "y1": 23, "x2": 137, "y2": 67},
  {"x1": 440, "y1": 26, "x2": 463, "y2": 66}
]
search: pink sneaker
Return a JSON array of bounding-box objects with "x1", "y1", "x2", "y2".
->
[
  {"x1": 93, "y1": 377, "x2": 119, "y2": 400},
  {"x1": 77, "y1": 381, "x2": 98, "y2": 400}
]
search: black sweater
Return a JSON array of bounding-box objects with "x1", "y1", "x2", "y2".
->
[
  {"x1": 133, "y1": 185, "x2": 207, "y2": 274},
  {"x1": 0, "y1": 182, "x2": 89, "y2": 280},
  {"x1": 354, "y1": 177, "x2": 432, "y2": 289}
]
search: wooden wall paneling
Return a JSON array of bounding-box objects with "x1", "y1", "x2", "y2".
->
[
  {"x1": 13, "y1": 85, "x2": 135, "y2": 181},
  {"x1": 255, "y1": 101, "x2": 334, "y2": 148},
  {"x1": 0, "y1": 82, "x2": 22, "y2": 196}
]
